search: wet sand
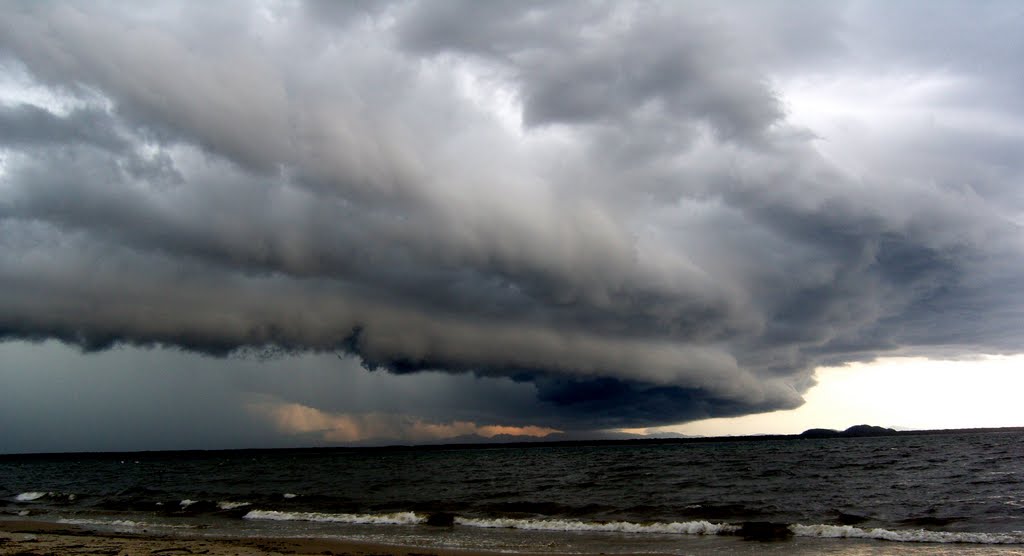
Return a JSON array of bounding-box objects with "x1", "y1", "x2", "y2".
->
[
  {"x1": 0, "y1": 520, "x2": 537, "y2": 556},
  {"x1": 4, "y1": 520, "x2": 1024, "y2": 556}
]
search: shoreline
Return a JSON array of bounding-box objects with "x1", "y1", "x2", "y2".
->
[
  {"x1": 0, "y1": 520, "x2": 553, "y2": 556},
  {"x1": 5, "y1": 519, "x2": 1024, "y2": 556}
]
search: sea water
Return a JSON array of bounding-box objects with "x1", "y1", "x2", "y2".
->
[{"x1": 2, "y1": 431, "x2": 1023, "y2": 554}]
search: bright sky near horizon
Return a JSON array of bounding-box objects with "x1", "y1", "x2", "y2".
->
[
  {"x1": 656, "y1": 355, "x2": 1024, "y2": 437},
  {"x1": 2, "y1": 1, "x2": 1024, "y2": 453}
]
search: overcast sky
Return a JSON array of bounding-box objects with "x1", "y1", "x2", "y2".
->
[{"x1": 2, "y1": 1, "x2": 1023, "y2": 453}]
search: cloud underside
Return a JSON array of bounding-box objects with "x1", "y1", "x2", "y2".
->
[{"x1": 1, "y1": 1, "x2": 1023, "y2": 432}]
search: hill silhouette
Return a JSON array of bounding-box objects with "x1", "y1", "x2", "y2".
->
[{"x1": 800, "y1": 424, "x2": 897, "y2": 438}]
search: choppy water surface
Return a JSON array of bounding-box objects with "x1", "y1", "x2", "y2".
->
[{"x1": 2, "y1": 431, "x2": 1023, "y2": 553}]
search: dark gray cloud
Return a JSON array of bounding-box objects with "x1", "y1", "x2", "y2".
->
[
  {"x1": 0, "y1": 103, "x2": 126, "y2": 150},
  {"x1": 398, "y1": 0, "x2": 785, "y2": 144},
  {"x1": 1, "y1": 1, "x2": 1023, "y2": 439},
  {"x1": 0, "y1": 341, "x2": 552, "y2": 453}
]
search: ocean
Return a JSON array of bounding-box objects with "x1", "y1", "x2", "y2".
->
[{"x1": 2, "y1": 430, "x2": 1023, "y2": 554}]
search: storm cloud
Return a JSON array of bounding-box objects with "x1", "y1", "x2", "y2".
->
[{"x1": 1, "y1": 1, "x2": 1023, "y2": 433}]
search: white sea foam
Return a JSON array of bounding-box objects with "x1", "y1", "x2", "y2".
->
[
  {"x1": 58, "y1": 518, "x2": 143, "y2": 528},
  {"x1": 244, "y1": 510, "x2": 425, "y2": 525},
  {"x1": 179, "y1": 499, "x2": 197, "y2": 508},
  {"x1": 792, "y1": 524, "x2": 1024, "y2": 544},
  {"x1": 15, "y1": 491, "x2": 76, "y2": 503},
  {"x1": 239, "y1": 509, "x2": 1024, "y2": 545},
  {"x1": 57, "y1": 518, "x2": 198, "y2": 530},
  {"x1": 282, "y1": 493, "x2": 297, "y2": 499},
  {"x1": 456, "y1": 517, "x2": 737, "y2": 535},
  {"x1": 244, "y1": 510, "x2": 733, "y2": 536},
  {"x1": 217, "y1": 501, "x2": 251, "y2": 510}
]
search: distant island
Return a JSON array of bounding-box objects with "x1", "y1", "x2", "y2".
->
[
  {"x1": 798, "y1": 424, "x2": 898, "y2": 438},
  {"x1": 6, "y1": 425, "x2": 1024, "y2": 459}
]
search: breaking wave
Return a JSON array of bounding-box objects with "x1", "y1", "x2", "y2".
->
[
  {"x1": 217, "y1": 501, "x2": 251, "y2": 510},
  {"x1": 244, "y1": 510, "x2": 424, "y2": 525},
  {"x1": 242, "y1": 510, "x2": 732, "y2": 535},
  {"x1": 455, "y1": 516, "x2": 736, "y2": 535},
  {"x1": 242, "y1": 510, "x2": 1024, "y2": 544},
  {"x1": 792, "y1": 524, "x2": 1024, "y2": 544},
  {"x1": 56, "y1": 518, "x2": 200, "y2": 530},
  {"x1": 14, "y1": 491, "x2": 75, "y2": 503}
]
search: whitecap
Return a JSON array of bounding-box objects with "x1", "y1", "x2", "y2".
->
[
  {"x1": 244, "y1": 510, "x2": 424, "y2": 525},
  {"x1": 217, "y1": 501, "x2": 251, "y2": 510},
  {"x1": 791, "y1": 523, "x2": 1024, "y2": 544},
  {"x1": 57, "y1": 518, "x2": 198, "y2": 530},
  {"x1": 456, "y1": 516, "x2": 736, "y2": 535},
  {"x1": 243, "y1": 510, "x2": 734, "y2": 536}
]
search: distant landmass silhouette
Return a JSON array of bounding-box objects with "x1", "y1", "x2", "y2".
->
[
  {"x1": 6, "y1": 425, "x2": 1024, "y2": 458},
  {"x1": 799, "y1": 424, "x2": 897, "y2": 438}
]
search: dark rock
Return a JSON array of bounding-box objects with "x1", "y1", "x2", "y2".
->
[
  {"x1": 735, "y1": 521, "x2": 794, "y2": 541},
  {"x1": 424, "y1": 512, "x2": 456, "y2": 526}
]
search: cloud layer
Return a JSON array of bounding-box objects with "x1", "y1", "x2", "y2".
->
[{"x1": 2, "y1": 1, "x2": 1023, "y2": 432}]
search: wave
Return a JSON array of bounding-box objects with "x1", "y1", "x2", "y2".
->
[
  {"x1": 244, "y1": 510, "x2": 424, "y2": 525},
  {"x1": 176, "y1": 499, "x2": 241, "y2": 514},
  {"x1": 243, "y1": 510, "x2": 1024, "y2": 544},
  {"x1": 792, "y1": 524, "x2": 1024, "y2": 544},
  {"x1": 14, "y1": 491, "x2": 76, "y2": 503},
  {"x1": 217, "y1": 501, "x2": 251, "y2": 510},
  {"x1": 243, "y1": 510, "x2": 734, "y2": 535},
  {"x1": 456, "y1": 516, "x2": 736, "y2": 535},
  {"x1": 56, "y1": 518, "x2": 199, "y2": 530}
]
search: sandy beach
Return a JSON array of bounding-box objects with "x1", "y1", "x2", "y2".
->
[{"x1": 6, "y1": 519, "x2": 1024, "y2": 556}]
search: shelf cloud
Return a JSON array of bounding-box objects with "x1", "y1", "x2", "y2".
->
[{"x1": 2, "y1": 1, "x2": 1023, "y2": 433}]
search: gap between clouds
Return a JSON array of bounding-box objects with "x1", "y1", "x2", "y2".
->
[{"x1": 248, "y1": 396, "x2": 561, "y2": 443}]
